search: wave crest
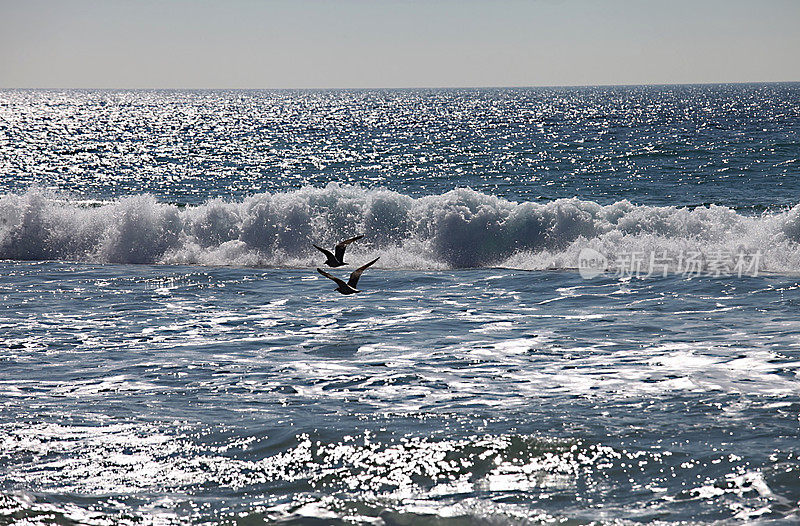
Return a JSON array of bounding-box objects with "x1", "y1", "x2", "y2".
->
[{"x1": 2, "y1": 185, "x2": 799, "y2": 272}]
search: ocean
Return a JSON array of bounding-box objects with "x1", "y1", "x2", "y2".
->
[{"x1": 1, "y1": 84, "x2": 799, "y2": 524}]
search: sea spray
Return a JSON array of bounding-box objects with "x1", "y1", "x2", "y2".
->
[{"x1": 2, "y1": 185, "x2": 799, "y2": 273}]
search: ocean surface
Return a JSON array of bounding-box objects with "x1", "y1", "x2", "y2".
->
[{"x1": 1, "y1": 84, "x2": 799, "y2": 524}]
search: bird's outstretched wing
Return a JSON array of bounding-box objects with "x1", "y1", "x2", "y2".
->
[
  {"x1": 348, "y1": 257, "x2": 380, "y2": 288},
  {"x1": 313, "y1": 244, "x2": 335, "y2": 260},
  {"x1": 317, "y1": 268, "x2": 348, "y2": 288},
  {"x1": 334, "y1": 235, "x2": 364, "y2": 262}
]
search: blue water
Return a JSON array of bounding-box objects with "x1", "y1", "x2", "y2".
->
[{"x1": 1, "y1": 85, "x2": 800, "y2": 524}]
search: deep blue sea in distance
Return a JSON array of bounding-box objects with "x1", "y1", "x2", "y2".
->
[{"x1": 1, "y1": 84, "x2": 799, "y2": 525}]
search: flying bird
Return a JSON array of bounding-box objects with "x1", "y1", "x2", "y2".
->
[
  {"x1": 317, "y1": 257, "x2": 380, "y2": 295},
  {"x1": 313, "y1": 235, "x2": 364, "y2": 267}
]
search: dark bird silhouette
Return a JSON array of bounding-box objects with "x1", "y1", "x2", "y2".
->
[
  {"x1": 317, "y1": 257, "x2": 380, "y2": 295},
  {"x1": 313, "y1": 235, "x2": 364, "y2": 267}
]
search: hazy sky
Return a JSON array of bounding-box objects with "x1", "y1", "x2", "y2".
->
[{"x1": 2, "y1": 0, "x2": 798, "y2": 89}]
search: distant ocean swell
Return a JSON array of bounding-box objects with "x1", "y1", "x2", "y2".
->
[{"x1": 3, "y1": 184, "x2": 800, "y2": 273}]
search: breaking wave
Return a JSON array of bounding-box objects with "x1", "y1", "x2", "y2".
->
[{"x1": 2, "y1": 184, "x2": 800, "y2": 272}]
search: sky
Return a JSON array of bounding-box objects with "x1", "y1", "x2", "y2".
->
[{"x1": 1, "y1": 0, "x2": 798, "y2": 89}]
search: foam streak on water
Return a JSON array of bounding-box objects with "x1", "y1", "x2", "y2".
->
[{"x1": 2, "y1": 262, "x2": 800, "y2": 524}]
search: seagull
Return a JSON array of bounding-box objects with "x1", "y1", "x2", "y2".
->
[
  {"x1": 317, "y1": 257, "x2": 380, "y2": 295},
  {"x1": 313, "y1": 235, "x2": 364, "y2": 267}
]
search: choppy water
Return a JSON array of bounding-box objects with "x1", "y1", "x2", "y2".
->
[
  {"x1": 1, "y1": 85, "x2": 800, "y2": 524},
  {"x1": 2, "y1": 85, "x2": 798, "y2": 208}
]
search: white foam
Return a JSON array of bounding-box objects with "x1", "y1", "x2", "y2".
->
[{"x1": 2, "y1": 185, "x2": 800, "y2": 272}]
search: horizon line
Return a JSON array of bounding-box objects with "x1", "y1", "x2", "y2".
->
[{"x1": 2, "y1": 80, "x2": 799, "y2": 91}]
